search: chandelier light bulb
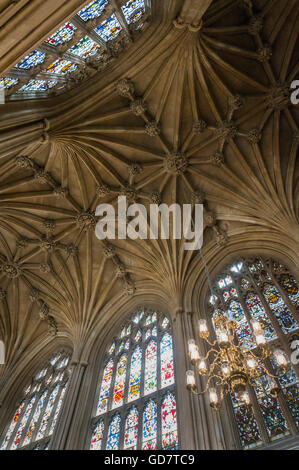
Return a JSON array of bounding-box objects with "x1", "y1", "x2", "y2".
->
[
  {"x1": 241, "y1": 391, "x2": 251, "y2": 406},
  {"x1": 198, "y1": 319, "x2": 209, "y2": 338},
  {"x1": 217, "y1": 331, "x2": 229, "y2": 348},
  {"x1": 246, "y1": 357, "x2": 257, "y2": 369},
  {"x1": 186, "y1": 370, "x2": 196, "y2": 390},
  {"x1": 221, "y1": 363, "x2": 230, "y2": 377},
  {"x1": 268, "y1": 377, "x2": 280, "y2": 397},
  {"x1": 209, "y1": 388, "x2": 219, "y2": 409},
  {"x1": 198, "y1": 358, "x2": 208, "y2": 375},
  {"x1": 251, "y1": 319, "x2": 263, "y2": 334},
  {"x1": 255, "y1": 333, "x2": 266, "y2": 346},
  {"x1": 274, "y1": 349, "x2": 288, "y2": 369},
  {"x1": 188, "y1": 339, "x2": 196, "y2": 355}
]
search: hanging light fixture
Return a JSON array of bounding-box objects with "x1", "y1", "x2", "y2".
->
[{"x1": 186, "y1": 250, "x2": 289, "y2": 410}]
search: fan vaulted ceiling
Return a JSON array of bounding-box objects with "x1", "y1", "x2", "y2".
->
[{"x1": 0, "y1": 0, "x2": 298, "y2": 395}]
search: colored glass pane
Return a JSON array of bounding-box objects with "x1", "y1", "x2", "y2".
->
[
  {"x1": 128, "y1": 347, "x2": 142, "y2": 402},
  {"x1": 78, "y1": 0, "x2": 107, "y2": 21},
  {"x1": 11, "y1": 396, "x2": 36, "y2": 449},
  {"x1": 23, "y1": 390, "x2": 48, "y2": 446},
  {"x1": 246, "y1": 292, "x2": 276, "y2": 341},
  {"x1": 112, "y1": 355, "x2": 127, "y2": 409},
  {"x1": 36, "y1": 385, "x2": 60, "y2": 440},
  {"x1": 263, "y1": 284, "x2": 298, "y2": 334},
  {"x1": 19, "y1": 79, "x2": 57, "y2": 92},
  {"x1": 135, "y1": 330, "x2": 141, "y2": 342},
  {"x1": 108, "y1": 342, "x2": 115, "y2": 355},
  {"x1": 0, "y1": 77, "x2": 18, "y2": 89},
  {"x1": 280, "y1": 275, "x2": 299, "y2": 307},
  {"x1": 97, "y1": 359, "x2": 114, "y2": 415},
  {"x1": 162, "y1": 317, "x2": 169, "y2": 329},
  {"x1": 45, "y1": 59, "x2": 77, "y2": 75},
  {"x1": 0, "y1": 401, "x2": 25, "y2": 450},
  {"x1": 161, "y1": 333, "x2": 174, "y2": 388},
  {"x1": 142, "y1": 400, "x2": 157, "y2": 450},
  {"x1": 162, "y1": 393, "x2": 178, "y2": 450},
  {"x1": 122, "y1": 0, "x2": 145, "y2": 24},
  {"x1": 124, "y1": 407, "x2": 138, "y2": 449},
  {"x1": 144, "y1": 340, "x2": 157, "y2": 395},
  {"x1": 49, "y1": 385, "x2": 67, "y2": 435},
  {"x1": 231, "y1": 392, "x2": 262, "y2": 448},
  {"x1": 106, "y1": 414, "x2": 121, "y2": 450},
  {"x1": 69, "y1": 36, "x2": 100, "y2": 58},
  {"x1": 46, "y1": 22, "x2": 76, "y2": 46},
  {"x1": 15, "y1": 50, "x2": 46, "y2": 69},
  {"x1": 227, "y1": 300, "x2": 255, "y2": 349},
  {"x1": 90, "y1": 420, "x2": 104, "y2": 450},
  {"x1": 95, "y1": 14, "x2": 122, "y2": 41}
]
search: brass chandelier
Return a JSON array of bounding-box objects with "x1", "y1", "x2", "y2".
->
[{"x1": 186, "y1": 314, "x2": 289, "y2": 411}]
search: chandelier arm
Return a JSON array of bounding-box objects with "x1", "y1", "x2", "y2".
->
[
  {"x1": 191, "y1": 373, "x2": 218, "y2": 396},
  {"x1": 204, "y1": 338, "x2": 218, "y2": 348},
  {"x1": 258, "y1": 363, "x2": 280, "y2": 380},
  {"x1": 255, "y1": 376, "x2": 278, "y2": 400},
  {"x1": 201, "y1": 347, "x2": 219, "y2": 362}
]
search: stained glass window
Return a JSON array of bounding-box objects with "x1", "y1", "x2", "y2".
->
[
  {"x1": 112, "y1": 355, "x2": 128, "y2": 409},
  {"x1": 226, "y1": 300, "x2": 255, "y2": 349},
  {"x1": 91, "y1": 309, "x2": 177, "y2": 449},
  {"x1": 263, "y1": 284, "x2": 298, "y2": 334},
  {"x1": 144, "y1": 340, "x2": 157, "y2": 395},
  {"x1": 46, "y1": 22, "x2": 76, "y2": 46},
  {"x1": 279, "y1": 275, "x2": 299, "y2": 307},
  {"x1": 78, "y1": 0, "x2": 108, "y2": 22},
  {"x1": 142, "y1": 400, "x2": 157, "y2": 450},
  {"x1": 128, "y1": 347, "x2": 142, "y2": 402},
  {"x1": 45, "y1": 59, "x2": 77, "y2": 75},
  {"x1": 0, "y1": 77, "x2": 19, "y2": 89},
  {"x1": 161, "y1": 333, "x2": 174, "y2": 388},
  {"x1": 18, "y1": 79, "x2": 57, "y2": 93},
  {"x1": 90, "y1": 420, "x2": 104, "y2": 450},
  {"x1": 4, "y1": 0, "x2": 152, "y2": 100},
  {"x1": 210, "y1": 257, "x2": 299, "y2": 449},
  {"x1": 0, "y1": 351, "x2": 70, "y2": 450},
  {"x1": 161, "y1": 392, "x2": 178, "y2": 450},
  {"x1": 122, "y1": 0, "x2": 145, "y2": 24},
  {"x1": 68, "y1": 36, "x2": 100, "y2": 58},
  {"x1": 94, "y1": 14, "x2": 122, "y2": 41},
  {"x1": 15, "y1": 50, "x2": 46, "y2": 69},
  {"x1": 124, "y1": 407, "x2": 138, "y2": 449},
  {"x1": 96, "y1": 359, "x2": 114, "y2": 415},
  {"x1": 106, "y1": 414, "x2": 121, "y2": 450}
]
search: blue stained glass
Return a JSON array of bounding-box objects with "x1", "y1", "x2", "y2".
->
[
  {"x1": 69, "y1": 36, "x2": 100, "y2": 58},
  {"x1": 78, "y1": 0, "x2": 108, "y2": 21},
  {"x1": 0, "y1": 77, "x2": 18, "y2": 89},
  {"x1": 122, "y1": 0, "x2": 145, "y2": 24},
  {"x1": 142, "y1": 400, "x2": 157, "y2": 450},
  {"x1": 94, "y1": 14, "x2": 122, "y2": 41},
  {"x1": 19, "y1": 79, "x2": 57, "y2": 92},
  {"x1": 226, "y1": 300, "x2": 255, "y2": 349},
  {"x1": 106, "y1": 414, "x2": 121, "y2": 450},
  {"x1": 15, "y1": 50, "x2": 46, "y2": 70},
  {"x1": 246, "y1": 292, "x2": 276, "y2": 342},
  {"x1": 46, "y1": 22, "x2": 76, "y2": 46},
  {"x1": 45, "y1": 59, "x2": 77, "y2": 75},
  {"x1": 263, "y1": 284, "x2": 298, "y2": 334}
]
